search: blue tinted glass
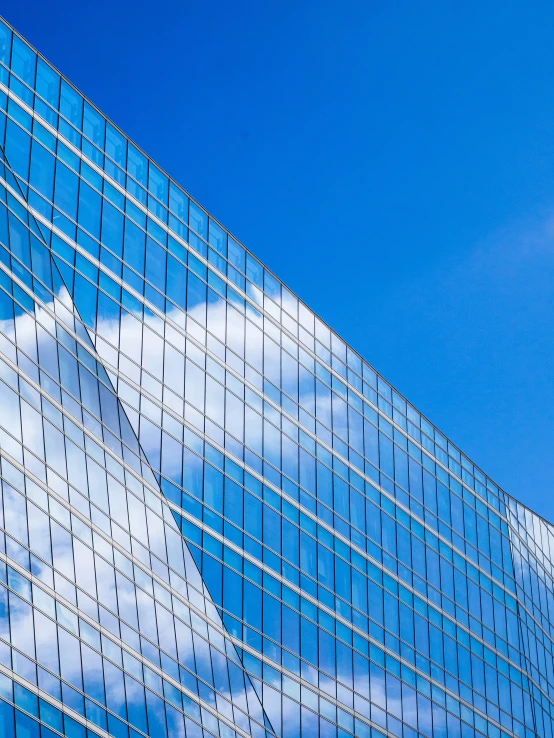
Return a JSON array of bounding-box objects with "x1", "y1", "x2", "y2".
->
[
  {"x1": 0, "y1": 701, "x2": 14, "y2": 735},
  {"x1": 0, "y1": 21, "x2": 548, "y2": 738},
  {"x1": 0, "y1": 21, "x2": 12, "y2": 67},
  {"x1": 246, "y1": 252, "x2": 263, "y2": 287},
  {"x1": 60, "y1": 80, "x2": 83, "y2": 126},
  {"x1": 11, "y1": 36, "x2": 36, "y2": 86},
  {"x1": 106, "y1": 122, "x2": 126, "y2": 167},
  {"x1": 148, "y1": 163, "x2": 168, "y2": 205},
  {"x1": 169, "y1": 181, "x2": 188, "y2": 220},
  {"x1": 83, "y1": 102, "x2": 105, "y2": 148},
  {"x1": 208, "y1": 219, "x2": 226, "y2": 257},
  {"x1": 228, "y1": 237, "x2": 245, "y2": 273},
  {"x1": 127, "y1": 144, "x2": 147, "y2": 186},
  {"x1": 189, "y1": 201, "x2": 208, "y2": 239},
  {"x1": 35, "y1": 58, "x2": 60, "y2": 106}
]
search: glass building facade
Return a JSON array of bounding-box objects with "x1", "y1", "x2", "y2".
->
[{"x1": 0, "y1": 15, "x2": 551, "y2": 738}]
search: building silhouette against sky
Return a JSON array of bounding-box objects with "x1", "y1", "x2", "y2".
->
[{"x1": 0, "y1": 15, "x2": 551, "y2": 738}]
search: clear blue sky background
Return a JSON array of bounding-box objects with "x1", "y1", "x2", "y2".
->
[{"x1": 5, "y1": 1, "x2": 554, "y2": 520}]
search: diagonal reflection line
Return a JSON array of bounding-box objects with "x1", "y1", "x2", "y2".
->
[{"x1": 0, "y1": 144, "x2": 278, "y2": 737}]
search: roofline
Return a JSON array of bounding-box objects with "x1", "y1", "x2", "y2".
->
[{"x1": 1, "y1": 12, "x2": 550, "y2": 530}]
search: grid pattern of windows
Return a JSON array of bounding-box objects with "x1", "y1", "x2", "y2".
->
[{"x1": 0, "y1": 14, "x2": 551, "y2": 738}]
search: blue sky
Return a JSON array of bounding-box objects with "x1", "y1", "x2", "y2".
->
[{"x1": 5, "y1": 1, "x2": 554, "y2": 519}]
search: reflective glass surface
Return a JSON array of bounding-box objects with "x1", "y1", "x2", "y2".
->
[{"x1": 0, "y1": 14, "x2": 551, "y2": 738}]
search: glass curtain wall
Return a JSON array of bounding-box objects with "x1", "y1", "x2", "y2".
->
[{"x1": 0, "y1": 16, "x2": 552, "y2": 738}]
